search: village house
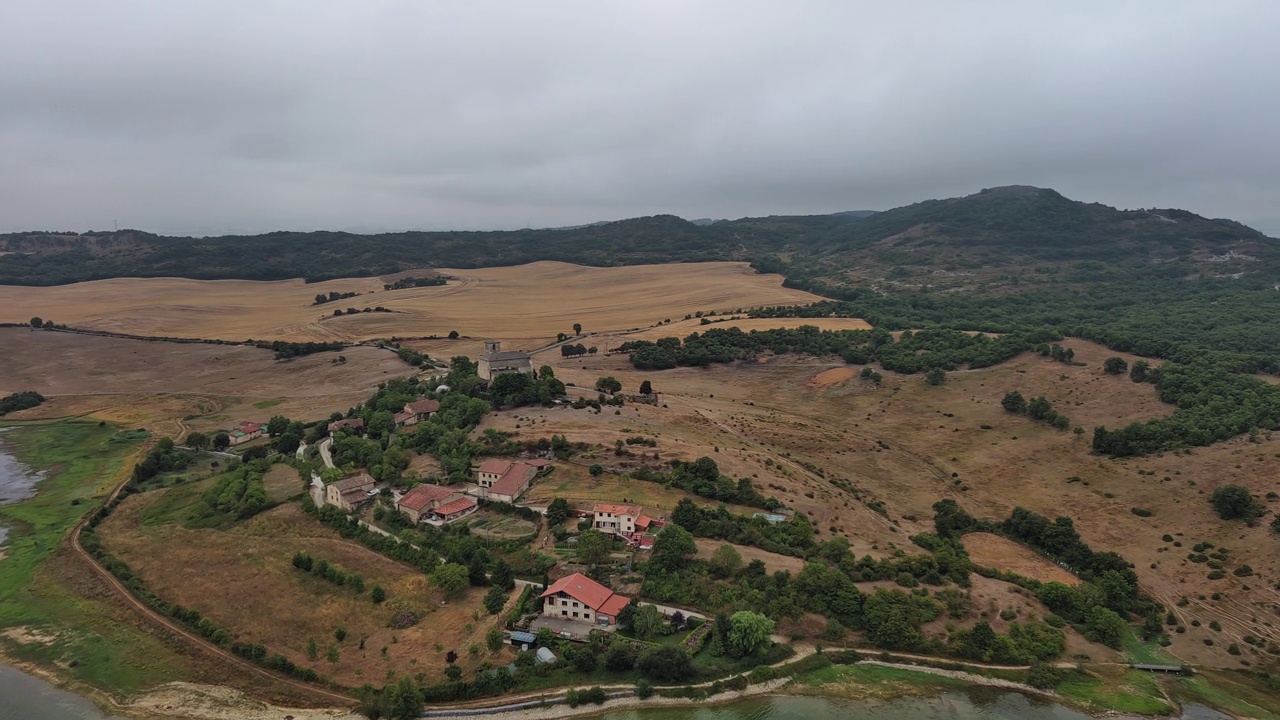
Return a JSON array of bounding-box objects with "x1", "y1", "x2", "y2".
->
[
  {"x1": 325, "y1": 473, "x2": 375, "y2": 511},
  {"x1": 539, "y1": 572, "x2": 630, "y2": 626},
  {"x1": 328, "y1": 417, "x2": 365, "y2": 435},
  {"x1": 476, "y1": 340, "x2": 533, "y2": 382},
  {"x1": 227, "y1": 421, "x2": 263, "y2": 446},
  {"x1": 592, "y1": 503, "x2": 652, "y2": 539},
  {"x1": 395, "y1": 398, "x2": 440, "y2": 429},
  {"x1": 396, "y1": 483, "x2": 476, "y2": 524},
  {"x1": 474, "y1": 458, "x2": 550, "y2": 503}
]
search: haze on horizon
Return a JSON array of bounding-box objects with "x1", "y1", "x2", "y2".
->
[{"x1": 2, "y1": 1, "x2": 1279, "y2": 237}]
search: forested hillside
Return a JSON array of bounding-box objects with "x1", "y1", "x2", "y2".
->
[{"x1": 2, "y1": 186, "x2": 1272, "y2": 286}]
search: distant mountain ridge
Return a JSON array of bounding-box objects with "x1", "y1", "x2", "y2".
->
[{"x1": 0, "y1": 186, "x2": 1271, "y2": 286}]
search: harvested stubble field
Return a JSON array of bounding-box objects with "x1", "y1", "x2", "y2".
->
[
  {"x1": 0, "y1": 261, "x2": 823, "y2": 343},
  {"x1": 98, "y1": 485, "x2": 512, "y2": 687},
  {"x1": 0, "y1": 327, "x2": 413, "y2": 429}
]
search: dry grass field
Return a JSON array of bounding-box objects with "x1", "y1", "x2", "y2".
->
[
  {"x1": 521, "y1": 337, "x2": 1280, "y2": 670},
  {"x1": 0, "y1": 261, "x2": 823, "y2": 343},
  {"x1": 98, "y1": 486, "x2": 514, "y2": 688},
  {"x1": 693, "y1": 539, "x2": 806, "y2": 575},
  {"x1": 8, "y1": 261, "x2": 1278, "y2": 679},
  {"x1": 0, "y1": 327, "x2": 413, "y2": 431},
  {"x1": 962, "y1": 533, "x2": 1081, "y2": 586}
]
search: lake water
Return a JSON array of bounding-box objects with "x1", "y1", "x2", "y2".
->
[
  {"x1": 0, "y1": 664, "x2": 126, "y2": 720},
  {"x1": 592, "y1": 693, "x2": 1230, "y2": 720},
  {"x1": 0, "y1": 663, "x2": 1233, "y2": 720},
  {"x1": 0, "y1": 427, "x2": 44, "y2": 504}
]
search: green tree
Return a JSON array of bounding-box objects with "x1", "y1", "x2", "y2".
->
[
  {"x1": 589, "y1": 464, "x2": 604, "y2": 478},
  {"x1": 382, "y1": 676, "x2": 424, "y2": 720},
  {"x1": 448, "y1": 330, "x2": 460, "y2": 339},
  {"x1": 1084, "y1": 606, "x2": 1126, "y2": 648},
  {"x1": 1129, "y1": 359, "x2": 1150, "y2": 382},
  {"x1": 546, "y1": 497, "x2": 571, "y2": 527},
  {"x1": 639, "y1": 380, "x2": 653, "y2": 395},
  {"x1": 925, "y1": 367, "x2": 947, "y2": 386},
  {"x1": 266, "y1": 415, "x2": 291, "y2": 437},
  {"x1": 576, "y1": 530, "x2": 612, "y2": 566},
  {"x1": 212, "y1": 432, "x2": 230, "y2": 451},
  {"x1": 635, "y1": 678, "x2": 654, "y2": 699},
  {"x1": 1103, "y1": 357, "x2": 1128, "y2": 375},
  {"x1": 29, "y1": 317, "x2": 42, "y2": 328},
  {"x1": 432, "y1": 563, "x2": 470, "y2": 598},
  {"x1": 1001, "y1": 391, "x2": 1027, "y2": 413},
  {"x1": 371, "y1": 585, "x2": 387, "y2": 604},
  {"x1": 483, "y1": 585, "x2": 508, "y2": 615},
  {"x1": 185, "y1": 431, "x2": 210, "y2": 450},
  {"x1": 632, "y1": 604, "x2": 665, "y2": 640},
  {"x1": 727, "y1": 611, "x2": 774, "y2": 656},
  {"x1": 486, "y1": 627, "x2": 504, "y2": 652},
  {"x1": 707, "y1": 543, "x2": 743, "y2": 579},
  {"x1": 650, "y1": 524, "x2": 697, "y2": 572},
  {"x1": 326, "y1": 644, "x2": 340, "y2": 663},
  {"x1": 595, "y1": 376, "x2": 622, "y2": 394},
  {"x1": 1210, "y1": 484, "x2": 1262, "y2": 523},
  {"x1": 306, "y1": 636, "x2": 318, "y2": 660},
  {"x1": 636, "y1": 646, "x2": 694, "y2": 682},
  {"x1": 573, "y1": 323, "x2": 582, "y2": 335}
]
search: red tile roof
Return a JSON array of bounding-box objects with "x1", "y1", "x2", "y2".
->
[
  {"x1": 593, "y1": 503, "x2": 643, "y2": 517},
  {"x1": 398, "y1": 484, "x2": 456, "y2": 512},
  {"x1": 635, "y1": 515, "x2": 653, "y2": 529},
  {"x1": 405, "y1": 398, "x2": 440, "y2": 415},
  {"x1": 334, "y1": 473, "x2": 375, "y2": 492},
  {"x1": 540, "y1": 572, "x2": 628, "y2": 613},
  {"x1": 490, "y1": 462, "x2": 538, "y2": 498},
  {"x1": 394, "y1": 410, "x2": 415, "y2": 424},
  {"x1": 434, "y1": 496, "x2": 477, "y2": 517},
  {"x1": 329, "y1": 418, "x2": 364, "y2": 433},
  {"x1": 597, "y1": 593, "x2": 631, "y2": 619},
  {"x1": 237, "y1": 421, "x2": 262, "y2": 433},
  {"x1": 477, "y1": 458, "x2": 512, "y2": 475}
]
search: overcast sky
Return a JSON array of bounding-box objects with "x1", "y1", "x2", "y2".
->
[{"x1": 3, "y1": 2, "x2": 1279, "y2": 236}]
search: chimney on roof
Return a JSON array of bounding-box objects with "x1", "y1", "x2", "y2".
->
[{"x1": 484, "y1": 340, "x2": 500, "y2": 354}]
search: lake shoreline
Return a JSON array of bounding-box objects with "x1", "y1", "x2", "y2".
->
[{"x1": 0, "y1": 651, "x2": 1193, "y2": 720}]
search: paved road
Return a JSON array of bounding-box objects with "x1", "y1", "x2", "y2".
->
[{"x1": 318, "y1": 437, "x2": 335, "y2": 469}]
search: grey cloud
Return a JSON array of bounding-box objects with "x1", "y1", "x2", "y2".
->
[{"x1": 1, "y1": 1, "x2": 1278, "y2": 235}]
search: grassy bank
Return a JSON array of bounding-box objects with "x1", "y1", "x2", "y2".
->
[
  {"x1": 1052, "y1": 668, "x2": 1173, "y2": 716},
  {"x1": 0, "y1": 420, "x2": 188, "y2": 694},
  {"x1": 789, "y1": 662, "x2": 970, "y2": 700}
]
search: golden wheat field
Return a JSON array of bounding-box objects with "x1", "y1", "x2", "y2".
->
[{"x1": 0, "y1": 262, "x2": 823, "y2": 342}]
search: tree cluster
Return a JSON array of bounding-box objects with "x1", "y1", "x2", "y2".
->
[
  {"x1": 194, "y1": 461, "x2": 271, "y2": 520},
  {"x1": 312, "y1": 290, "x2": 360, "y2": 305},
  {"x1": 619, "y1": 326, "x2": 1051, "y2": 374},
  {"x1": 1001, "y1": 391, "x2": 1071, "y2": 430},
  {"x1": 291, "y1": 551, "x2": 368, "y2": 594},
  {"x1": 265, "y1": 340, "x2": 346, "y2": 359},
  {"x1": 0, "y1": 390, "x2": 44, "y2": 415},
  {"x1": 630, "y1": 457, "x2": 781, "y2": 510}
]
